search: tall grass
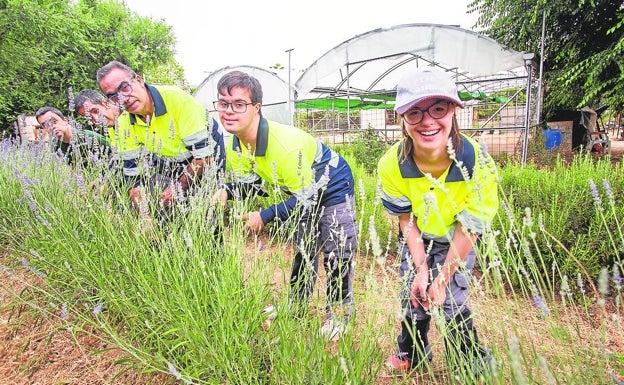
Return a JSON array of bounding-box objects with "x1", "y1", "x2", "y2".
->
[{"x1": 0, "y1": 137, "x2": 623, "y2": 384}]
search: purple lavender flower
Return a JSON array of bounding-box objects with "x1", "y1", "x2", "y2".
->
[
  {"x1": 167, "y1": 362, "x2": 182, "y2": 380},
  {"x1": 589, "y1": 179, "x2": 603, "y2": 211},
  {"x1": 21, "y1": 256, "x2": 47, "y2": 278},
  {"x1": 92, "y1": 303, "x2": 104, "y2": 315},
  {"x1": 532, "y1": 294, "x2": 549, "y2": 316},
  {"x1": 577, "y1": 273, "x2": 586, "y2": 294},
  {"x1": 67, "y1": 87, "x2": 75, "y2": 112},
  {"x1": 602, "y1": 179, "x2": 615, "y2": 207}
]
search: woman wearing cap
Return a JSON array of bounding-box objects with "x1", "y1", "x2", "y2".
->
[{"x1": 378, "y1": 68, "x2": 499, "y2": 381}]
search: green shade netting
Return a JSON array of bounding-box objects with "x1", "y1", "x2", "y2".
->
[{"x1": 296, "y1": 91, "x2": 509, "y2": 111}]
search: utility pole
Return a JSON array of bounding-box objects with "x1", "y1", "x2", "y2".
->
[
  {"x1": 536, "y1": 8, "x2": 546, "y2": 125},
  {"x1": 285, "y1": 48, "x2": 294, "y2": 125}
]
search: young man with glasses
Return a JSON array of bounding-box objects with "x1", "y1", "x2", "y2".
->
[
  {"x1": 96, "y1": 60, "x2": 225, "y2": 224},
  {"x1": 378, "y1": 68, "x2": 498, "y2": 382},
  {"x1": 211, "y1": 71, "x2": 357, "y2": 341},
  {"x1": 34, "y1": 106, "x2": 110, "y2": 168}
]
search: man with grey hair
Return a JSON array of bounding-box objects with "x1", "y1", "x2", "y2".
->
[{"x1": 96, "y1": 60, "x2": 225, "y2": 227}]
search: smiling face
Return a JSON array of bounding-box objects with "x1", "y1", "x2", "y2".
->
[
  {"x1": 402, "y1": 98, "x2": 455, "y2": 156},
  {"x1": 216, "y1": 85, "x2": 260, "y2": 138}
]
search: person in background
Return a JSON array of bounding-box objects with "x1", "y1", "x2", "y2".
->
[
  {"x1": 74, "y1": 89, "x2": 119, "y2": 131},
  {"x1": 378, "y1": 68, "x2": 499, "y2": 381},
  {"x1": 96, "y1": 60, "x2": 225, "y2": 224},
  {"x1": 211, "y1": 70, "x2": 357, "y2": 341},
  {"x1": 34, "y1": 106, "x2": 109, "y2": 168}
]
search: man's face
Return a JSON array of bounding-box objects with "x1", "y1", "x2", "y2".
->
[
  {"x1": 98, "y1": 67, "x2": 149, "y2": 116},
  {"x1": 216, "y1": 86, "x2": 260, "y2": 137},
  {"x1": 78, "y1": 101, "x2": 117, "y2": 127},
  {"x1": 36, "y1": 111, "x2": 70, "y2": 141}
]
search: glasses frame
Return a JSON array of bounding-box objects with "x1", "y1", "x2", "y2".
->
[
  {"x1": 213, "y1": 100, "x2": 254, "y2": 113},
  {"x1": 402, "y1": 100, "x2": 452, "y2": 125},
  {"x1": 36, "y1": 116, "x2": 57, "y2": 130},
  {"x1": 106, "y1": 77, "x2": 135, "y2": 103}
]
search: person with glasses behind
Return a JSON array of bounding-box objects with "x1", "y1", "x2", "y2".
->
[
  {"x1": 96, "y1": 60, "x2": 225, "y2": 227},
  {"x1": 378, "y1": 68, "x2": 499, "y2": 382},
  {"x1": 34, "y1": 106, "x2": 110, "y2": 168},
  {"x1": 210, "y1": 71, "x2": 357, "y2": 341}
]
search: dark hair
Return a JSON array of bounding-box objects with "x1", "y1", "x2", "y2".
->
[
  {"x1": 400, "y1": 108, "x2": 462, "y2": 161},
  {"x1": 216, "y1": 71, "x2": 263, "y2": 105},
  {"x1": 74, "y1": 89, "x2": 106, "y2": 114},
  {"x1": 35, "y1": 106, "x2": 65, "y2": 120},
  {"x1": 96, "y1": 60, "x2": 136, "y2": 83}
]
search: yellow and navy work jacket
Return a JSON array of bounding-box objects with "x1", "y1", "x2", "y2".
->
[
  {"x1": 225, "y1": 118, "x2": 354, "y2": 224},
  {"x1": 110, "y1": 83, "x2": 223, "y2": 188},
  {"x1": 377, "y1": 134, "x2": 499, "y2": 240}
]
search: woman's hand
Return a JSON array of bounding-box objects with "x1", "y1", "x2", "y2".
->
[
  {"x1": 426, "y1": 275, "x2": 448, "y2": 307},
  {"x1": 411, "y1": 266, "x2": 430, "y2": 310}
]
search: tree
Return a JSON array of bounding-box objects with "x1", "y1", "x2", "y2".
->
[
  {"x1": 0, "y1": 0, "x2": 183, "y2": 136},
  {"x1": 468, "y1": 0, "x2": 624, "y2": 118}
]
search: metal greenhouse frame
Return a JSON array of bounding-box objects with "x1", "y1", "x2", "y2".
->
[{"x1": 293, "y1": 23, "x2": 538, "y2": 163}]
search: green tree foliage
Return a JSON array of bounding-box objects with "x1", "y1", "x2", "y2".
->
[
  {"x1": 0, "y1": 0, "x2": 183, "y2": 136},
  {"x1": 468, "y1": 0, "x2": 624, "y2": 114}
]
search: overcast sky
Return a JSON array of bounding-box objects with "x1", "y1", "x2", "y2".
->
[{"x1": 121, "y1": 0, "x2": 480, "y2": 86}]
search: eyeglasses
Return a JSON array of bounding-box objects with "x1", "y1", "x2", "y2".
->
[
  {"x1": 36, "y1": 116, "x2": 57, "y2": 130},
  {"x1": 106, "y1": 77, "x2": 135, "y2": 103},
  {"x1": 213, "y1": 100, "x2": 254, "y2": 113},
  {"x1": 403, "y1": 101, "x2": 451, "y2": 125}
]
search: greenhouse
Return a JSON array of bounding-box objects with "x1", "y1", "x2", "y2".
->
[{"x1": 293, "y1": 23, "x2": 537, "y2": 160}]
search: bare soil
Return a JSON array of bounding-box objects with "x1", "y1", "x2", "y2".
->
[
  {"x1": 0, "y1": 265, "x2": 171, "y2": 385},
  {"x1": 609, "y1": 137, "x2": 624, "y2": 162}
]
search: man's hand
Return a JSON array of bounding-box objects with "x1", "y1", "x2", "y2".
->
[
  {"x1": 211, "y1": 188, "x2": 228, "y2": 207},
  {"x1": 207, "y1": 188, "x2": 228, "y2": 222},
  {"x1": 239, "y1": 211, "x2": 264, "y2": 234},
  {"x1": 159, "y1": 185, "x2": 174, "y2": 208}
]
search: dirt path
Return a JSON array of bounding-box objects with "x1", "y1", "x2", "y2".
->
[{"x1": 609, "y1": 137, "x2": 624, "y2": 162}]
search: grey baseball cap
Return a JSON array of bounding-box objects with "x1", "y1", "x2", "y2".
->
[{"x1": 394, "y1": 68, "x2": 463, "y2": 114}]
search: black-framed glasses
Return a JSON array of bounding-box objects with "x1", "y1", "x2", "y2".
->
[
  {"x1": 213, "y1": 100, "x2": 254, "y2": 113},
  {"x1": 106, "y1": 77, "x2": 135, "y2": 103},
  {"x1": 403, "y1": 101, "x2": 451, "y2": 125}
]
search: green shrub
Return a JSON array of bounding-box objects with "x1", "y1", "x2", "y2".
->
[
  {"x1": 496, "y1": 153, "x2": 624, "y2": 283},
  {"x1": 348, "y1": 126, "x2": 390, "y2": 174}
]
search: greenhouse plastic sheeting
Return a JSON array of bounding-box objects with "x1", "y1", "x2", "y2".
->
[{"x1": 295, "y1": 23, "x2": 528, "y2": 101}]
